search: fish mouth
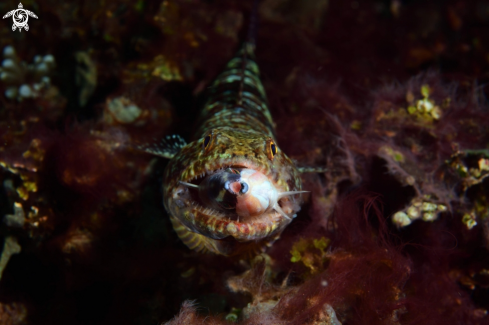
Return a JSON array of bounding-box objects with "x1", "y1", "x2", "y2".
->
[
  {"x1": 168, "y1": 158, "x2": 297, "y2": 242},
  {"x1": 180, "y1": 156, "x2": 268, "y2": 198}
]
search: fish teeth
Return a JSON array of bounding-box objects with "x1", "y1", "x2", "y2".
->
[{"x1": 192, "y1": 203, "x2": 226, "y2": 218}]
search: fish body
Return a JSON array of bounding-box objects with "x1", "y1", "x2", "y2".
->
[{"x1": 148, "y1": 37, "x2": 304, "y2": 256}]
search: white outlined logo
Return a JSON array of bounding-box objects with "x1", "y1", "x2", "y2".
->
[{"x1": 3, "y1": 3, "x2": 38, "y2": 32}]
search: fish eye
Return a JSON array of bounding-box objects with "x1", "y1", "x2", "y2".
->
[
  {"x1": 240, "y1": 182, "x2": 249, "y2": 194},
  {"x1": 203, "y1": 135, "x2": 211, "y2": 148},
  {"x1": 266, "y1": 139, "x2": 278, "y2": 160},
  {"x1": 202, "y1": 130, "x2": 218, "y2": 153},
  {"x1": 270, "y1": 142, "x2": 277, "y2": 156}
]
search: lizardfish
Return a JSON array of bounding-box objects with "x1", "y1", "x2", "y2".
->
[{"x1": 144, "y1": 11, "x2": 312, "y2": 256}]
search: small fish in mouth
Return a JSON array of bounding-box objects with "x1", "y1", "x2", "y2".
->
[
  {"x1": 180, "y1": 168, "x2": 307, "y2": 220},
  {"x1": 179, "y1": 168, "x2": 243, "y2": 211}
]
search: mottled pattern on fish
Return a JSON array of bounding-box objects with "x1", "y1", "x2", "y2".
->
[
  {"x1": 194, "y1": 43, "x2": 274, "y2": 138},
  {"x1": 155, "y1": 41, "x2": 303, "y2": 256}
]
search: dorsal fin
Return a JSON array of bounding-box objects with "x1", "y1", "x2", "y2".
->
[
  {"x1": 237, "y1": 0, "x2": 260, "y2": 107},
  {"x1": 139, "y1": 134, "x2": 187, "y2": 159}
]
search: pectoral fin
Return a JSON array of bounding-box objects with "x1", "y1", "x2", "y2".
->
[
  {"x1": 139, "y1": 134, "x2": 187, "y2": 159},
  {"x1": 297, "y1": 166, "x2": 328, "y2": 173}
]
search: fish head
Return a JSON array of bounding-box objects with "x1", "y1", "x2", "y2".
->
[{"x1": 163, "y1": 126, "x2": 303, "y2": 252}]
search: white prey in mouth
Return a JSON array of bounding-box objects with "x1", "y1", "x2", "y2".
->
[{"x1": 180, "y1": 168, "x2": 307, "y2": 220}]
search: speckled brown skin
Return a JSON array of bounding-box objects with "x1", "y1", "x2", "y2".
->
[{"x1": 163, "y1": 43, "x2": 303, "y2": 256}]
